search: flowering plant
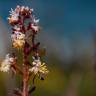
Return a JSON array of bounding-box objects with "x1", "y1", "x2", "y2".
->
[{"x1": 0, "y1": 5, "x2": 49, "y2": 96}]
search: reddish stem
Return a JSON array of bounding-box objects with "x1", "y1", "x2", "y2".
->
[
  {"x1": 20, "y1": 16, "x2": 39, "y2": 96},
  {"x1": 22, "y1": 46, "x2": 29, "y2": 96}
]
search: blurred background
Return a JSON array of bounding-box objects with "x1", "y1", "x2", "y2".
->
[{"x1": 0, "y1": 0, "x2": 96, "y2": 96}]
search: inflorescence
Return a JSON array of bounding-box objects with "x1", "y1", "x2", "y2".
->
[{"x1": 0, "y1": 5, "x2": 49, "y2": 96}]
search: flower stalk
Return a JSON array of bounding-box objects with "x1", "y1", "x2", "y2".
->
[
  {"x1": 0, "y1": 5, "x2": 49, "y2": 96},
  {"x1": 22, "y1": 51, "x2": 29, "y2": 96}
]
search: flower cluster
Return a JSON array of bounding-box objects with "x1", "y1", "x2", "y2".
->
[
  {"x1": 8, "y1": 8, "x2": 19, "y2": 24},
  {"x1": 8, "y1": 5, "x2": 40, "y2": 49},
  {"x1": 11, "y1": 28, "x2": 25, "y2": 49},
  {"x1": 8, "y1": 6, "x2": 33, "y2": 24},
  {"x1": 29, "y1": 56, "x2": 49, "y2": 79},
  {"x1": 2, "y1": 5, "x2": 49, "y2": 95},
  {"x1": 0, "y1": 54, "x2": 15, "y2": 72}
]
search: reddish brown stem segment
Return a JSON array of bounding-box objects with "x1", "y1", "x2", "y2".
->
[{"x1": 22, "y1": 47, "x2": 29, "y2": 96}]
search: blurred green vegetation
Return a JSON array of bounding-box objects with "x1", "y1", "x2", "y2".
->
[{"x1": 0, "y1": 52, "x2": 96, "y2": 96}]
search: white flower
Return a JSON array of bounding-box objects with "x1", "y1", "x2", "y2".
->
[
  {"x1": 0, "y1": 54, "x2": 14, "y2": 72},
  {"x1": 29, "y1": 58, "x2": 49, "y2": 78},
  {"x1": 31, "y1": 15, "x2": 39, "y2": 24},
  {"x1": 31, "y1": 24, "x2": 40, "y2": 32},
  {"x1": 20, "y1": 6, "x2": 25, "y2": 13},
  {"x1": 17, "y1": 33, "x2": 25, "y2": 40},
  {"x1": 30, "y1": 8, "x2": 34, "y2": 13},
  {"x1": 11, "y1": 32, "x2": 25, "y2": 40},
  {"x1": 15, "y1": 5, "x2": 21, "y2": 13},
  {"x1": 11, "y1": 32, "x2": 25, "y2": 49},
  {"x1": 30, "y1": 16, "x2": 40, "y2": 32},
  {"x1": 25, "y1": 6, "x2": 29, "y2": 11},
  {"x1": 20, "y1": 6, "x2": 33, "y2": 14},
  {"x1": 8, "y1": 5, "x2": 34, "y2": 24},
  {"x1": 8, "y1": 8, "x2": 19, "y2": 24},
  {"x1": 29, "y1": 59, "x2": 41, "y2": 74},
  {"x1": 13, "y1": 26, "x2": 21, "y2": 31},
  {"x1": 33, "y1": 19, "x2": 39, "y2": 24}
]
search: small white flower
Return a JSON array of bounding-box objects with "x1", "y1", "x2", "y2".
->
[
  {"x1": 17, "y1": 32, "x2": 25, "y2": 40},
  {"x1": 25, "y1": 6, "x2": 29, "y2": 11},
  {"x1": 29, "y1": 58, "x2": 49, "y2": 78},
  {"x1": 0, "y1": 54, "x2": 14, "y2": 72},
  {"x1": 29, "y1": 66, "x2": 39, "y2": 74},
  {"x1": 30, "y1": 16, "x2": 40, "y2": 32},
  {"x1": 30, "y1": 8, "x2": 34, "y2": 12},
  {"x1": 20, "y1": 6, "x2": 25, "y2": 13},
  {"x1": 29, "y1": 59, "x2": 41, "y2": 74},
  {"x1": 33, "y1": 19, "x2": 39, "y2": 24},
  {"x1": 11, "y1": 32, "x2": 25, "y2": 40},
  {"x1": 11, "y1": 32, "x2": 25, "y2": 49},
  {"x1": 32, "y1": 57, "x2": 41, "y2": 66},
  {"x1": 25, "y1": 6, "x2": 33, "y2": 14},
  {"x1": 15, "y1": 5, "x2": 21, "y2": 13},
  {"x1": 10, "y1": 8, "x2": 19, "y2": 17},
  {"x1": 13, "y1": 26, "x2": 21, "y2": 31},
  {"x1": 20, "y1": 6, "x2": 33, "y2": 14},
  {"x1": 31, "y1": 15, "x2": 39, "y2": 24},
  {"x1": 31, "y1": 24, "x2": 40, "y2": 32},
  {"x1": 8, "y1": 8, "x2": 19, "y2": 24}
]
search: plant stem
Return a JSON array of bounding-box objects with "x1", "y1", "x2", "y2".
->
[{"x1": 22, "y1": 46, "x2": 29, "y2": 96}]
